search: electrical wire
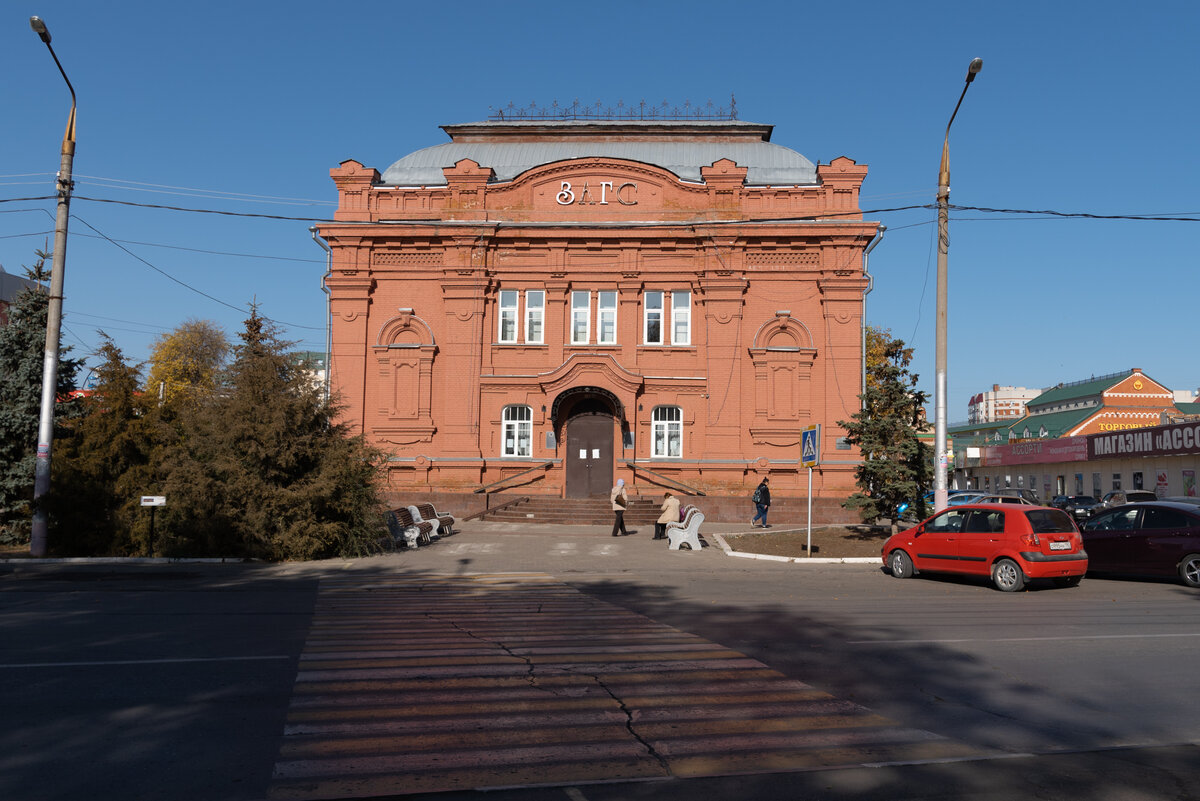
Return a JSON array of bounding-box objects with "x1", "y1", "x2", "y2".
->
[
  {"x1": 71, "y1": 173, "x2": 336, "y2": 206},
  {"x1": 8, "y1": 192, "x2": 1200, "y2": 224},
  {"x1": 71, "y1": 215, "x2": 324, "y2": 331}
]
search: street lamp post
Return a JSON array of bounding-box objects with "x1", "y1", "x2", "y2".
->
[
  {"x1": 934, "y1": 57, "x2": 982, "y2": 513},
  {"x1": 28, "y1": 16, "x2": 76, "y2": 557}
]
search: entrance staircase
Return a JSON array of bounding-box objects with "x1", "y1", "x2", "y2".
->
[{"x1": 479, "y1": 495, "x2": 660, "y2": 526}]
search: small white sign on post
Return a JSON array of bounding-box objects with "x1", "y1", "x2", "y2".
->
[{"x1": 140, "y1": 496, "x2": 167, "y2": 507}]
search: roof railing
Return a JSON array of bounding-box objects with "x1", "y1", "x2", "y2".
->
[
  {"x1": 1047, "y1": 369, "x2": 1130, "y2": 391},
  {"x1": 489, "y1": 97, "x2": 738, "y2": 122}
]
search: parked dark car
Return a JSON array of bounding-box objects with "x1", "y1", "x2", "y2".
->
[
  {"x1": 1050, "y1": 495, "x2": 1070, "y2": 509},
  {"x1": 995, "y1": 488, "x2": 1040, "y2": 504},
  {"x1": 1059, "y1": 495, "x2": 1103, "y2": 522},
  {"x1": 1080, "y1": 501, "x2": 1200, "y2": 587}
]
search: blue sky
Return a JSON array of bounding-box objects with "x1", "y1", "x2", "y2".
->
[{"x1": 4, "y1": 0, "x2": 1198, "y2": 419}]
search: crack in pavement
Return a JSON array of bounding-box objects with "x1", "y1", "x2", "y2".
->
[
  {"x1": 441, "y1": 615, "x2": 566, "y2": 696},
  {"x1": 441, "y1": 615, "x2": 673, "y2": 773}
]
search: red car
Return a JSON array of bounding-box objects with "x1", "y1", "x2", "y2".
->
[{"x1": 882, "y1": 504, "x2": 1088, "y2": 591}]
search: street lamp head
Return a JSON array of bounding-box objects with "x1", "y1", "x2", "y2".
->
[
  {"x1": 966, "y1": 57, "x2": 983, "y2": 83},
  {"x1": 29, "y1": 16, "x2": 51, "y2": 44}
]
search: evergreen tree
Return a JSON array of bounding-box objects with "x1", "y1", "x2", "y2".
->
[
  {"x1": 838, "y1": 332, "x2": 931, "y2": 532},
  {"x1": 0, "y1": 252, "x2": 80, "y2": 543},
  {"x1": 49, "y1": 334, "x2": 153, "y2": 555},
  {"x1": 157, "y1": 307, "x2": 386, "y2": 559}
]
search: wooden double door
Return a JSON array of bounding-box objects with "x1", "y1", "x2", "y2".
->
[{"x1": 565, "y1": 412, "x2": 614, "y2": 498}]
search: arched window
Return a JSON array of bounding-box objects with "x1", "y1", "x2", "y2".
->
[
  {"x1": 652, "y1": 406, "x2": 682, "y2": 458},
  {"x1": 502, "y1": 406, "x2": 532, "y2": 457}
]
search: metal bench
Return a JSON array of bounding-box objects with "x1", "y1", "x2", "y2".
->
[
  {"x1": 415, "y1": 503, "x2": 455, "y2": 537},
  {"x1": 384, "y1": 506, "x2": 433, "y2": 548},
  {"x1": 666, "y1": 505, "x2": 705, "y2": 551}
]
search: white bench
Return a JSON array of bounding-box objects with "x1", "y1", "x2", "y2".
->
[
  {"x1": 384, "y1": 507, "x2": 430, "y2": 548},
  {"x1": 667, "y1": 505, "x2": 704, "y2": 551},
  {"x1": 407, "y1": 505, "x2": 443, "y2": 540}
]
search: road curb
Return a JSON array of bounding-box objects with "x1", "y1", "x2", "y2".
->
[
  {"x1": 711, "y1": 532, "x2": 879, "y2": 565},
  {"x1": 0, "y1": 557, "x2": 258, "y2": 565}
]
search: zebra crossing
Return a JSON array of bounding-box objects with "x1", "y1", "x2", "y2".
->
[{"x1": 269, "y1": 572, "x2": 981, "y2": 799}]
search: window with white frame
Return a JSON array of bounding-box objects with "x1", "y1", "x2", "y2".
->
[
  {"x1": 498, "y1": 290, "x2": 518, "y2": 343},
  {"x1": 571, "y1": 291, "x2": 590, "y2": 345},
  {"x1": 644, "y1": 291, "x2": 663, "y2": 345},
  {"x1": 524, "y1": 290, "x2": 544, "y2": 344},
  {"x1": 652, "y1": 406, "x2": 682, "y2": 458},
  {"x1": 502, "y1": 405, "x2": 532, "y2": 457},
  {"x1": 671, "y1": 290, "x2": 690, "y2": 345},
  {"x1": 598, "y1": 291, "x2": 617, "y2": 345}
]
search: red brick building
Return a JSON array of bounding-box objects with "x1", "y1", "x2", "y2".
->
[{"x1": 316, "y1": 119, "x2": 878, "y2": 514}]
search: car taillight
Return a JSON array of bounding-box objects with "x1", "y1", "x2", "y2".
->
[{"x1": 1021, "y1": 533, "x2": 1041, "y2": 547}]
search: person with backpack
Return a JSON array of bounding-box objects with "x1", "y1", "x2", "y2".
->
[{"x1": 751, "y1": 477, "x2": 771, "y2": 528}]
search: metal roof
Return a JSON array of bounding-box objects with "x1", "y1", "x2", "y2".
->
[
  {"x1": 1029, "y1": 370, "x2": 1135, "y2": 409},
  {"x1": 380, "y1": 120, "x2": 818, "y2": 187},
  {"x1": 1006, "y1": 408, "x2": 1094, "y2": 440}
]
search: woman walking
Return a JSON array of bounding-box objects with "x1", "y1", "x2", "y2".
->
[{"x1": 610, "y1": 479, "x2": 629, "y2": 537}]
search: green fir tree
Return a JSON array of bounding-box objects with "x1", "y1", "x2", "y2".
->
[
  {"x1": 157, "y1": 307, "x2": 386, "y2": 559},
  {"x1": 0, "y1": 252, "x2": 80, "y2": 543},
  {"x1": 838, "y1": 331, "x2": 932, "y2": 532},
  {"x1": 49, "y1": 334, "x2": 154, "y2": 555}
]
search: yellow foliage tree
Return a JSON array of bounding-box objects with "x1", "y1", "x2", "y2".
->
[{"x1": 144, "y1": 319, "x2": 229, "y2": 409}]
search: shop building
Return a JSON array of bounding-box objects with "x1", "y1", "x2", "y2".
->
[
  {"x1": 954, "y1": 419, "x2": 1200, "y2": 500},
  {"x1": 953, "y1": 369, "x2": 1199, "y2": 498},
  {"x1": 316, "y1": 118, "x2": 878, "y2": 511}
]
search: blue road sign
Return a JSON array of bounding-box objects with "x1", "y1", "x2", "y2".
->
[{"x1": 801, "y1": 424, "x2": 820, "y2": 468}]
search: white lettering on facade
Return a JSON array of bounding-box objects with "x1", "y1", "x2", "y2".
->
[{"x1": 555, "y1": 180, "x2": 638, "y2": 206}]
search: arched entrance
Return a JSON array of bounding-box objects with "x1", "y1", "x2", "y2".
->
[{"x1": 558, "y1": 392, "x2": 620, "y2": 498}]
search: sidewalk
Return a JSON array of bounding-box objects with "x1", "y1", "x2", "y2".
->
[{"x1": 0, "y1": 519, "x2": 880, "y2": 567}]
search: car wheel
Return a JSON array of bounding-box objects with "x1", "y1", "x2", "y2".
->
[
  {"x1": 1053, "y1": 576, "x2": 1082, "y2": 588},
  {"x1": 889, "y1": 550, "x2": 914, "y2": 578},
  {"x1": 992, "y1": 558, "x2": 1025, "y2": 592},
  {"x1": 1179, "y1": 553, "x2": 1200, "y2": 588}
]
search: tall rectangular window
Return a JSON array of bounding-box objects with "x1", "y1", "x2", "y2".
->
[
  {"x1": 652, "y1": 406, "x2": 682, "y2": 458},
  {"x1": 502, "y1": 406, "x2": 532, "y2": 457},
  {"x1": 644, "y1": 291, "x2": 663, "y2": 345},
  {"x1": 524, "y1": 290, "x2": 544, "y2": 344},
  {"x1": 498, "y1": 290, "x2": 518, "y2": 344},
  {"x1": 571, "y1": 291, "x2": 590, "y2": 345},
  {"x1": 598, "y1": 291, "x2": 617, "y2": 345},
  {"x1": 672, "y1": 290, "x2": 690, "y2": 345}
]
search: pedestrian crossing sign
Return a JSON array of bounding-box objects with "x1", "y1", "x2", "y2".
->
[{"x1": 801, "y1": 424, "x2": 820, "y2": 468}]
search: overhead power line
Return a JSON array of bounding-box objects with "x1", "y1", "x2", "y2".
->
[
  {"x1": 6, "y1": 192, "x2": 1200, "y2": 224},
  {"x1": 948, "y1": 204, "x2": 1200, "y2": 222},
  {"x1": 72, "y1": 215, "x2": 324, "y2": 332}
]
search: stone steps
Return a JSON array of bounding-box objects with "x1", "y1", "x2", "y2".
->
[{"x1": 481, "y1": 496, "x2": 661, "y2": 525}]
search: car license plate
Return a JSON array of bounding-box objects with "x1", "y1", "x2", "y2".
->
[{"x1": 1049, "y1": 541, "x2": 1071, "y2": 551}]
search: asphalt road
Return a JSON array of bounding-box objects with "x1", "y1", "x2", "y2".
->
[{"x1": 2, "y1": 523, "x2": 1198, "y2": 800}]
